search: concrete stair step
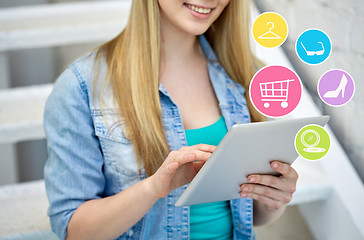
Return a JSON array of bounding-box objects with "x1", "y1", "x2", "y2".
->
[
  {"x1": 0, "y1": 0, "x2": 131, "y2": 52},
  {"x1": 0, "y1": 84, "x2": 52, "y2": 144}
]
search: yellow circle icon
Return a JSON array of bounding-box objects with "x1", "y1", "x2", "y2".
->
[{"x1": 252, "y1": 12, "x2": 288, "y2": 48}]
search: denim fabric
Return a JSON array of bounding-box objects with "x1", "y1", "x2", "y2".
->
[{"x1": 44, "y1": 35, "x2": 255, "y2": 240}]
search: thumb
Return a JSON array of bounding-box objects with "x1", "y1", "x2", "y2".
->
[{"x1": 167, "y1": 161, "x2": 179, "y2": 174}]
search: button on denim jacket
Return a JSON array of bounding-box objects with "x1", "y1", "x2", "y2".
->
[{"x1": 44, "y1": 36, "x2": 255, "y2": 240}]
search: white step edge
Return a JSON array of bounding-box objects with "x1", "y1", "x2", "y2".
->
[
  {"x1": 0, "y1": 84, "x2": 53, "y2": 144},
  {"x1": 0, "y1": 180, "x2": 53, "y2": 238},
  {"x1": 289, "y1": 157, "x2": 333, "y2": 205},
  {"x1": 0, "y1": 0, "x2": 132, "y2": 52},
  {"x1": 0, "y1": 173, "x2": 332, "y2": 239}
]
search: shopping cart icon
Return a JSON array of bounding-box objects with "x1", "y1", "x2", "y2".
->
[{"x1": 260, "y1": 79, "x2": 295, "y2": 108}]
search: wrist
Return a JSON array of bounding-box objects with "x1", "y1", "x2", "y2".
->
[
  {"x1": 253, "y1": 199, "x2": 286, "y2": 226},
  {"x1": 142, "y1": 176, "x2": 163, "y2": 200}
]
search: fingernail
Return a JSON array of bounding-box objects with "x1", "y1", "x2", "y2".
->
[
  {"x1": 249, "y1": 177, "x2": 255, "y2": 182},
  {"x1": 241, "y1": 193, "x2": 247, "y2": 197},
  {"x1": 243, "y1": 187, "x2": 248, "y2": 192},
  {"x1": 273, "y1": 163, "x2": 279, "y2": 169}
]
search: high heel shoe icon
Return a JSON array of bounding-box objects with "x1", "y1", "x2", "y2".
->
[{"x1": 323, "y1": 74, "x2": 348, "y2": 98}]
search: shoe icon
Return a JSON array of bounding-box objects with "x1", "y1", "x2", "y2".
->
[
  {"x1": 323, "y1": 74, "x2": 348, "y2": 98},
  {"x1": 318, "y1": 69, "x2": 355, "y2": 107}
]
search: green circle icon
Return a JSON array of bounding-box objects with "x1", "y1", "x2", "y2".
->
[{"x1": 295, "y1": 124, "x2": 330, "y2": 160}]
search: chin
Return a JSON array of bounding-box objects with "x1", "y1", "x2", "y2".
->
[{"x1": 184, "y1": 23, "x2": 211, "y2": 36}]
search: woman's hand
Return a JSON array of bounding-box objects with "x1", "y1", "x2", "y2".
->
[
  {"x1": 147, "y1": 144, "x2": 217, "y2": 199},
  {"x1": 240, "y1": 161, "x2": 298, "y2": 210}
]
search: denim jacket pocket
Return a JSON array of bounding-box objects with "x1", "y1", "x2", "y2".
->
[
  {"x1": 92, "y1": 109, "x2": 145, "y2": 193},
  {"x1": 93, "y1": 109, "x2": 132, "y2": 144}
]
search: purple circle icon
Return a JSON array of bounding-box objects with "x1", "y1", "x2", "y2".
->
[{"x1": 318, "y1": 69, "x2": 355, "y2": 107}]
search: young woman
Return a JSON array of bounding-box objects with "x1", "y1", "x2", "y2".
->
[{"x1": 44, "y1": 0, "x2": 298, "y2": 239}]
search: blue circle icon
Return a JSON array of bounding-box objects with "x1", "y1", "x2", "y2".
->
[{"x1": 296, "y1": 29, "x2": 331, "y2": 65}]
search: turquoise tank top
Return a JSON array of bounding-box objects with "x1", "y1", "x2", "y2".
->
[{"x1": 185, "y1": 116, "x2": 233, "y2": 240}]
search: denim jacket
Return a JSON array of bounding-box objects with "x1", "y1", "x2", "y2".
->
[{"x1": 44, "y1": 36, "x2": 255, "y2": 240}]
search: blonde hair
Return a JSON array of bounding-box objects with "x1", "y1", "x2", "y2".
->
[{"x1": 96, "y1": 0, "x2": 264, "y2": 177}]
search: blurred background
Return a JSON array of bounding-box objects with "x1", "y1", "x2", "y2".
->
[{"x1": 0, "y1": 0, "x2": 363, "y2": 239}]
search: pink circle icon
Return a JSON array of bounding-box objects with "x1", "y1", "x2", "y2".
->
[{"x1": 249, "y1": 65, "x2": 302, "y2": 118}]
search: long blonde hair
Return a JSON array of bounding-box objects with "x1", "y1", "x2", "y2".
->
[{"x1": 96, "y1": 0, "x2": 264, "y2": 176}]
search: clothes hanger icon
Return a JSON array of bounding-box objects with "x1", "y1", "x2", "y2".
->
[
  {"x1": 258, "y1": 22, "x2": 281, "y2": 39},
  {"x1": 301, "y1": 42, "x2": 325, "y2": 56}
]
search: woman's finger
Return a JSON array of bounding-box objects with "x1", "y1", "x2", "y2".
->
[
  {"x1": 167, "y1": 161, "x2": 179, "y2": 173},
  {"x1": 179, "y1": 144, "x2": 216, "y2": 153},
  {"x1": 192, "y1": 144, "x2": 217, "y2": 153},
  {"x1": 241, "y1": 192, "x2": 286, "y2": 210},
  {"x1": 246, "y1": 174, "x2": 296, "y2": 193},
  {"x1": 176, "y1": 151, "x2": 212, "y2": 165},
  {"x1": 240, "y1": 183, "x2": 292, "y2": 204},
  {"x1": 167, "y1": 150, "x2": 211, "y2": 165},
  {"x1": 270, "y1": 161, "x2": 299, "y2": 181}
]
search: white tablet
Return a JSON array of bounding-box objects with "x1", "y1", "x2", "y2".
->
[{"x1": 175, "y1": 115, "x2": 330, "y2": 207}]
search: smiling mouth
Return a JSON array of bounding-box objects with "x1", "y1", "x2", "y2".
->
[{"x1": 184, "y1": 3, "x2": 213, "y2": 14}]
